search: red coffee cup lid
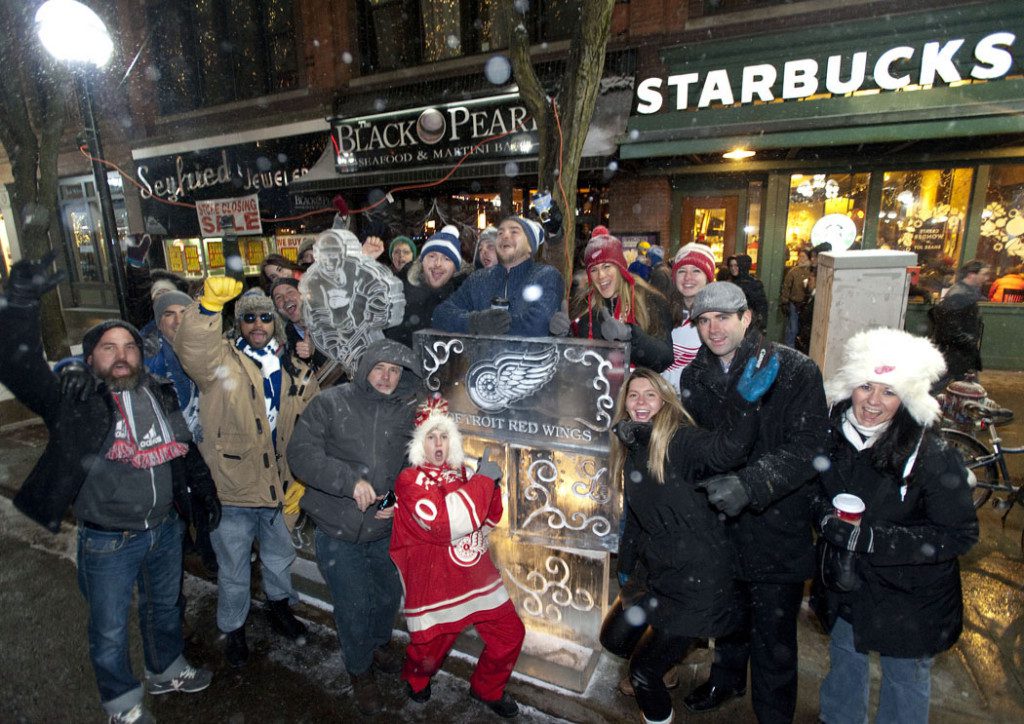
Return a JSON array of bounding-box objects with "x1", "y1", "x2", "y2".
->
[{"x1": 833, "y1": 493, "x2": 865, "y2": 514}]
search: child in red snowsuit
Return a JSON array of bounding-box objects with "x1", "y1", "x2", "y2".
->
[{"x1": 390, "y1": 396, "x2": 525, "y2": 718}]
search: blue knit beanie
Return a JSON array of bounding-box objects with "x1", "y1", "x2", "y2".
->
[{"x1": 419, "y1": 225, "x2": 463, "y2": 268}]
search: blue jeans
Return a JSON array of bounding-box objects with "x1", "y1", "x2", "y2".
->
[
  {"x1": 314, "y1": 528, "x2": 402, "y2": 675},
  {"x1": 76, "y1": 515, "x2": 187, "y2": 715},
  {"x1": 820, "y1": 616, "x2": 934, "y2": 724},
  {"x1": 785, "y1": 302, "x2": 801, "y2": 347},
  {"x1": 210, "y1": 505, "x2": 297, "y2": 632}
]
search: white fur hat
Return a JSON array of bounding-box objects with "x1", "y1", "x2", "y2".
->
[
  {"x1": 408, "y1": 396, "x2": 464, "y2": 468},
  {"x1": 825, "y1": 327, "x2": 947, "y2": 427}
]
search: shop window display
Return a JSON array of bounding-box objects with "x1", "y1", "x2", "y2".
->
[
  {"x1": 976, "y1": 164, "x2": 1024, "y2": 302},
  {"x1": 878, "y1": 167, "x2": 973, "y2": 299},
  {"x1": 784, "y1": 172, "x2": 870, "y2": 263}
]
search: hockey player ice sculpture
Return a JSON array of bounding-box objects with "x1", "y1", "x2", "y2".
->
[{"x1": 299, "y1": 228, "x2": 405, "y2": 377}]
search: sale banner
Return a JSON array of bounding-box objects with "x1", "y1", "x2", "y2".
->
[{"x1": 196, "y1": 194, "x2": 263, "y2": 238}]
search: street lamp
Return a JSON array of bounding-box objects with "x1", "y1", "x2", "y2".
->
[{"x1": 35, "y1": 0, "x2": 130, "y2": 320}]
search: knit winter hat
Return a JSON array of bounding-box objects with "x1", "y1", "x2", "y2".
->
[
  {"x1": 150, "y1": 278, "x2": 179, "y2": 300},
  {"x1": 82, "y1": 320, "x2": 144, "y2": 364},
  {"x1": 270, "y1": 277, "x2": 299, "y2": 295},
  {"x1": 584, "y1": 233, "x2": 633, "y2": 286},
  {"x1": 672, "y1": 242, "x2": 717, "y2": 282},
  {"x1": 505, "y1": 216, "x2": 545, "y2": 253},
  {"x1": 419, "y1": 225, "x2": 463, "y2": 268},
  {"x1": 408, "y1": 395, "x2": 465, "y2": 468},
  {"x1": 152, "y1": 291, "x2": 193, "y2": 321},
  {"x1": 825, "y1": 327, "x2": 946, "y2": 427},
  {"x1": 647, "y1": 245, "x2": 665, "y2": 265},
  {"x1": 389, "y1": 235, "x2": 417, "y2": 258},
  {"x1": 297, "y1": 236, "x2": 317, "y2": 260},
  {"x1": 232, "y1": 289, "x2": 288, "y2": 346},
  {"x1": 689, "y1": 281, "x2": 748, "y2": 320}
]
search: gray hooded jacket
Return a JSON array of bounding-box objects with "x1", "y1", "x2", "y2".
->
[{"x1": 287, "y1": 339, "x2": 421, "y2": 542}]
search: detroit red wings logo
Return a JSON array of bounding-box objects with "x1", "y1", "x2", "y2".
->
[{"x1": 449, "y1": 529, "x2": 487, "y2": 568}]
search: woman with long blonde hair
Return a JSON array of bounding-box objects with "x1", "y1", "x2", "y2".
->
[{"x1": 601, "y1": 359, "x2": 778, "y2": 724}]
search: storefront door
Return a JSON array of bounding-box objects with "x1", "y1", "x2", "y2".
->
[{"x1": 680, "y1": 195, "x2": 738, "y2": 261}]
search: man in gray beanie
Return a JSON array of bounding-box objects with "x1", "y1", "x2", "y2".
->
[
  {"x1": 433, "y1": 215, "x2": 564, "y2": 337},
  {"x1": 174, "y1": 277, "x2": 319, "y2": 668},
  {"x1": 679, "y1": 281, "x2": 828, "y2": 722}
]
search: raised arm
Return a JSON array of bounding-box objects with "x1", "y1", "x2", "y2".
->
[
  {"x1": 394, "y1": 468, "x2": 499, "y2": 545},
  {"x1": 172, "y1": 277, "x2": 243, "y2": 387}
]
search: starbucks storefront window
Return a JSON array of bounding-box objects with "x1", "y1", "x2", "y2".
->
[
  {"x1": 878, "y1": 167, "x2": 973, "y2": 299},
  {"x1": 784, "y1": 172, "x2": 871, "y2": 262},
  {"x1": 977, "y1": 164, "x2": 1024, "y2": 302}
]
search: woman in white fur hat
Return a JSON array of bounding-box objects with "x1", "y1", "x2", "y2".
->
[
  {"x1": 389, "y1": 396, "x2": 524, "y2": 719},
  {"x1": 812, "y1": 327, "x2": 979, "y2": 724}
]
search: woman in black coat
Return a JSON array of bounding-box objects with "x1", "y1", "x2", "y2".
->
[
  {"x1": 601, "y1": 359, "x2": 779, "y2": 724},
  {"x1": 812, "y1": 327, "x2": 978, "y2": 724},
  {"x1": 554, "y1": 232, "x2": 673, "y2": 372}
]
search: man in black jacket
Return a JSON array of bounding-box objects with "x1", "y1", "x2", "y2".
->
[
  {"x1": 0, "y1": 256, "x2": 220, "y2": 724},
  {"x1": 679, "y1": 282, "x2": 828, "y2": 724},
  {"x1": 929, "y1": 258, "x2": 991, "y2": 384}
]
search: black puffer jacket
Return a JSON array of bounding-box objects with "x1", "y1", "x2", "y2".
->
[
  {"x1": 679, "y1": 331, "x2": 829, "y2": 582},
  {"x1": 810, "y1": 406, "x2": 978, "y2": 657},
  {"x1": 386, "y1": 271, "x2": 467, "y2": 348},
  {"x1": 618, "y1": 395, "x2": 760, "y2": 638},
  {"x1": 287, "y1": 339, "x2": 422, "y2": 543},
  {"x1": 572, "y1": 293, "x2": 674, "y2": 372},
  {"x1": 0, "y1": 304, "x2": 217, "y2": 533},
  {"x1": 929, "y1": 281, "x2": 984, "y2": 380}
]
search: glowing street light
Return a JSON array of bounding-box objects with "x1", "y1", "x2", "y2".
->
[{"x1": 35, "y1": 0, "x2": 129, "y2": 319}]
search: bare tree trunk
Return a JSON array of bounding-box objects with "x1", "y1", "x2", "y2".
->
[
  {"x1": 0, "y1": 0, "x2": 71, "y2": 359},
  {"x1": 502, "y1": 0, "x2": 615, "y2": 294}
]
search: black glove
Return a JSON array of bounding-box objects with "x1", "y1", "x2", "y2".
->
[
  {"x1": 5, "y1": 251, "x2": 66, "y2": 308},
  {"x1": 193, "y1": 486, "x2": 222, "y2": 532},
  {"x1": 59, "y1": 362, "x2": 99, "y2": 402},
  {"x1": 821, "y1": 515, "x2": 875, "y2": 553},
  {"x1": 476, "y1": 447, "x2": 503, "y2": 486},
  {"x1": 613, "y1": 420, "x2": 651, "y2": 448},
  {"x1": 598, "y1": 307, "x2": 631, "y2": 342},
  {"x1": 699, "y1": 473, "x2": 750, "y2": 517},
  {"x1": 467, "y1": 308, "x2": 511, "y2": 335},
  {"x1": 125, "y1": 235, "x2": 152, "y2": 268},
  {"x1": 542, "y1": 205, "x2": 563, "y2": 238}
]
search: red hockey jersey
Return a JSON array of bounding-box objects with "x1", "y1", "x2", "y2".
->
[{"x1": 390, "y1": 463, "x2": 510, "y2": 641}]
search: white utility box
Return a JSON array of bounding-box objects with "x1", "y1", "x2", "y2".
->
[{"x1": 810, "y1": 250, "x2": 918, "y2": 383}]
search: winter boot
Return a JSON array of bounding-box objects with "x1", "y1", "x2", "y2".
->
[
  {"x1": 372, "y1": 641, "x2": 403, "y2": 674},
  {"x1": 471, "y1": 689, "x2": 520, "y2": 718},
  {"x1": 223, "y1": 626, "x2": 249, "y2": 668},
  {"x1": 266, "y1": 597, "x2": 307, "y2": 642},
  {"x1": 350, "y1": 671, "x2": 383, "y2": 715},
  {"x1": 618, "y1": 666, "x2": 680, "y2": 696},
  {"x1": 406, "y1": 680, "x2": 432, "y2": 703}
]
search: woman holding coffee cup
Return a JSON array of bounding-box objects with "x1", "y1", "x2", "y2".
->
[{"x1": 812, "y1": 328, "x2": 979, "y2": 724}]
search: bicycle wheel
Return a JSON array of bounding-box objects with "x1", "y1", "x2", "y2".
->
[{"x1": 941, "y1": 429, "x2": 998, "y2": 509}]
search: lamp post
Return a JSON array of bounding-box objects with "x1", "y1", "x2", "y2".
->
[{"x1": 36, "y1": 0, "x2": 130, "y2": 320}]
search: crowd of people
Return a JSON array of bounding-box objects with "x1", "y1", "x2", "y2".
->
[{"x1": 0, "y1": 215, "x2": 983, "y2": 724}]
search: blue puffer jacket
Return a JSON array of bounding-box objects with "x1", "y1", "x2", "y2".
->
[{"x1": 431, "y1": 258, "x2": 564, "y2": 338}]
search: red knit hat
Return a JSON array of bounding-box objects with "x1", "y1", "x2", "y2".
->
[
  {"x1": 672, "y1": 242, "x2": 717, "y2": 282},
  {"x1": 583, "y1": 233, "x2": 632, "y2": 285}
]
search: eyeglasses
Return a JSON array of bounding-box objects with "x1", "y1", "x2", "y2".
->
[{"x1": 241, "y1": 312, "x2": 274, "y2": 324}]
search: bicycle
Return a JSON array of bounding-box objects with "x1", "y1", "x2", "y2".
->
[{"x1": 941, "y1": 401, "x2": 1024, "y2": 551}]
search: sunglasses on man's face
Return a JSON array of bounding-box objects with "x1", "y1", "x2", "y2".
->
[{"x1": 241, "y1": 312, "x2": 274, "y2": 324}]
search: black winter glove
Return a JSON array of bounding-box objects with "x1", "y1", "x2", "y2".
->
[
  {"x1": 476, "y1": 447, "x2": 503, "y2": 486},
  {"x1": 699, "y1": 473, "x2": 751, "y2": 517},
  {"x1": 193, "y1": 486, "x2": 222, "y2": 532},
  {"x1": 5, "y1": 251, "x2": 66, "y2": 308},
  {"x1": 125, "y1": 234, "x2": 152, "y2": 268},
  {"x1": 542, "y1": 204, "x2": 563, "y2": 238},
  {"x1": 467, "y1": 308, "x2": 511, "y2": 335},
  {"x1": 821, "y1": 515, "x2": 875, "y2": 553},
  {"x1": 598, "y1": 307, "x2": 631, "y2": 342},
  {"x1": 59, "y1": 362, "x2": 99, "y2": 402},
  {"x1": 613, "y1": 420, "x2": 651, "y2": 448}
]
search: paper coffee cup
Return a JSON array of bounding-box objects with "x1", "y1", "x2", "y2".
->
[{"x1": 833, "y1": 493, "x2": 865, "y2": 525}]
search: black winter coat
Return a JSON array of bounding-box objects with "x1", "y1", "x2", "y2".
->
[
  {"x1": 572, "y1": 293, "x2": 674, "y2": 372},
  {"x1": 929, "y1": 282, "x2": 984, "y2": 379},
  {"x1": 618, "y1": 396, "x2": 760, "y2": 638},
  {"x1": 386, "y1": 272, "x2": 466, "y2": 348},
  {"x1": 732, "y1": 256, "x2": 769, "y2": 332},
  {"x1": 810, "y1": 409, "x2": 978, "y2": 658},
  {"x1": 0, "y1": 304, "x2": 218, "y2": 533},
  {"x1": 679, "y1": 331, "x2": 829, "y2": 582}
]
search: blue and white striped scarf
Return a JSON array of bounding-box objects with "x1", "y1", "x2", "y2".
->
[{"x1": 236, "y1": 337, "x2": 281, "y2": 444}]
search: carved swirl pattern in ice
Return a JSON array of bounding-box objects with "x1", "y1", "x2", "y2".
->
[
  {"x1": 504, "y1": 555, "x2": 596, "y2": 622},
  {"x1": 562, "y1": 347, "x2": 615, "y2": 430},
  {"x1": 571, "y1": 458, "x2": 611, "y2": 504},
  {"x1": 422, "y1": 338, "x2": 465, "y2": 391},
  {"x1": 521, "y1": 457, "x2": 612, "y2": 537}
]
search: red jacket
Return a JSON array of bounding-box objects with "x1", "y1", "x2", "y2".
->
[{"x1": 390, "y1": 464, "x2": 509, "y2": 641}]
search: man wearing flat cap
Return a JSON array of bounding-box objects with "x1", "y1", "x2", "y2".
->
[{"x1": 679, "y1": 282, "x2": 828, "y2": 724}]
